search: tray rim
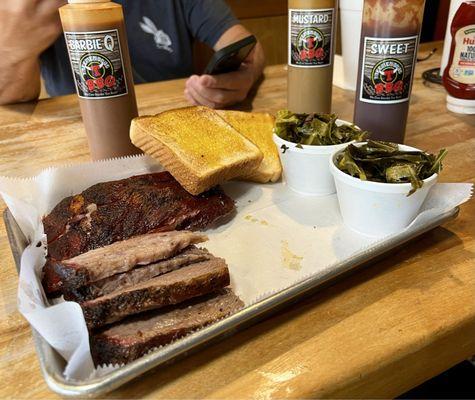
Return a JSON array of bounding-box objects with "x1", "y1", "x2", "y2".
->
[{"x1": 3, "y1": 206, "x2": 460, "y2": 397}]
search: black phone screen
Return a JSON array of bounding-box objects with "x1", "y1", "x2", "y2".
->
[{"x1": 204, "y1": 35, "x2": 257, "y2": 75}]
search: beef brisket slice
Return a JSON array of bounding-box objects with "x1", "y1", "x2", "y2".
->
[
  {"x1": 91, "y1": 288, "x2": 244, "y2": 366},
  {"x1": 54, "y1": 231, "x2": 207, "y2": 293},
  {"x1": 42, "y1": 171, "x2": 235, "y2": 294},
  {"x1": 81, "y1": 258, "x2": 230, "y2": 329},
  {"x1": 64, "y1": 246, "x2": 213, "y2": 302}
]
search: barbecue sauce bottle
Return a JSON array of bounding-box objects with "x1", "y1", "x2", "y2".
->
[
  {"x1": 443, "y1": 1, "x2": 475, "y2": 114},
  {"x1": 59, "y1": 0, "x2": 140, "y2": 160},
  {"x1": 287, "y1": 0, "x2": 338, "y2": 113},
  {"x1": 353, "y1": 0, "x2": 426, "y2": 143}
]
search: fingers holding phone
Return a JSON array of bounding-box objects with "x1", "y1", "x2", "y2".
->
[
  {"x1": 185, "y1": 72, "x2": 252, "y2": 108},
  {"x1": 184, "y1": 34, "x2": 265, "y2": 108}
]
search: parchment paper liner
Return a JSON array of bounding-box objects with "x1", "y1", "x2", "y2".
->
[{"x1": 0, "y1": 155, "x2": 472, "y2": 381}]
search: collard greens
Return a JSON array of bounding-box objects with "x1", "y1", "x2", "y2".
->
[
  {"x1": 275, "y1": 110, "x2": 368, "y2": 146},
  {"x1": 336, "y1": 140, "x2": 447, "y2": 195}
]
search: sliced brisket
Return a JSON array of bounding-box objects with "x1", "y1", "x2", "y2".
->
[
  {"x1": 54, "y1": 231, "x2": 207, "y2": 294},
  {"x1": 42, "y1": 171, "x2": 235, "y2": 294},
  {"x1": 91, "y1": 289, "x2": 244, "y2": 366},
  {"x1": 64, "y1": 246, "x2": 213, "y2": 302},
  {"x1": 81, "y1": 258, "x2": 230, "y2": 329}
]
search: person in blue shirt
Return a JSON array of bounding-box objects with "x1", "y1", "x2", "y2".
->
[{"x1": 0, "y1": 0, "x2": 265, "y2": 108}]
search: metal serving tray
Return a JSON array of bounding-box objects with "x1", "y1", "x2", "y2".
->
[{"x1": 4, "y1": 206, "x2": 459, "y2": 397}]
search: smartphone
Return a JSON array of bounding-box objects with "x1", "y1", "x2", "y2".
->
[{"x1": 204, "y1": 35, "x2": 257, "y2": 75}]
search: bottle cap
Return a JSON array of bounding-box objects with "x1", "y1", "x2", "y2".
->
[
  {"x1": 68, "y1": 0, "x2": 111, "y2": 3},
  {"x1": 446, "y1": 94, "x2": 475, "y2": 115}
]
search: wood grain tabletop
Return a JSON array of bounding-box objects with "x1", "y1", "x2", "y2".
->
[{"x1": 0, "y1": 42, "x2": 474, "y2": 399}]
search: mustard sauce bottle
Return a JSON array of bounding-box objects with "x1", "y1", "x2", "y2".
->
[{"x1": 287, "y1": 0, "x2": 338, "y2": 113}]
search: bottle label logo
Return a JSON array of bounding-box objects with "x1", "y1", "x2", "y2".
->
[
  {"x1": 289, "y1": 9, "x2": 335, "y2": 68},
  {"x1": 65, "y1": 29, "x2": 128, "y2": 99},
  {"x1": 449, "y1": 25, "x2": 475, "y2": 85},
  {"x1": 359, "y1": 36, "x2": 418, "y2": 104}
]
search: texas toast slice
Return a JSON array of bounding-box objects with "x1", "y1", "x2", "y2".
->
[{"x1": 130, "y1": 106, "x2": 263, "y2": 195}]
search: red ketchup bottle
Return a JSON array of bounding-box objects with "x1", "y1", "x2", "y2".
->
[{"x1": 443, "y1": 1, "x2": 475, "y2": 114}]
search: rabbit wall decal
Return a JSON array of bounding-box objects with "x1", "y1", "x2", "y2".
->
[{"x1": 139, "y1": 16, "x2": 173, "y2": 53}]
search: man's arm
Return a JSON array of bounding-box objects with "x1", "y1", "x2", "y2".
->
[
  {"x1": 185, "y1": 24, "x2": 265, "y2": 109},
  {"x1": 0, "y1": 0, "x2": 65, "y2": 105},
  {"x1": 0, "y1": 59, "x2": 41, "y2": 105}
]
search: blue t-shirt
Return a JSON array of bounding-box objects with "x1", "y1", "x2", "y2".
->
[{"x1": 40, "y1": 0, "x2": 238, "y2": 96}]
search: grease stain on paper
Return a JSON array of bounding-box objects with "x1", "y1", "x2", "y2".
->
[
  {"x1": 281, "y1": 240, "x2": 303, "y2": 271},
  {"x1": 244, "y1": 214, "x2": 269, "y2": 226}
]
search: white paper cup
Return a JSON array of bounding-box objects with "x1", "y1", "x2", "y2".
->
[
  {"x1": 330, "y1": 143, "x2": 438, "y2": 237},
  {"x1": 273, "y1": 120, "x2": 355, "y2": 196},
  {"x1": 339, "y1": 0, "x2": 364, "y2": 91}
]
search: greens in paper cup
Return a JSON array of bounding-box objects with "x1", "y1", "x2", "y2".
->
[
  {"x1": 330, "y1": 141, "x2": 447, "y2": 236},
  {"x1": 273, "y1": 110, "x2": 367, "y2": 196}
]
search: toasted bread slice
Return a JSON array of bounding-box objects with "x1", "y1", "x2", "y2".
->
[
  {"x1": 130, "y1": 106, "x2": 263, "y2": 195},
  {"x1": 217, "y1": 110, "x2": 282, "y2": 183}
]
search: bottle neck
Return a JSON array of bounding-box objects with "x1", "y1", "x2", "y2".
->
[{"x1": 68, "y1": 0, "x2": 111, "y2": 3}]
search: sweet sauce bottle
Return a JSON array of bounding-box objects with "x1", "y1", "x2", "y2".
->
[
  {"x1": 59, "y1": 0, "x2": 140, "y2": 160},
  {"x1": 353, "y1": 0, "x2": 426, "y2": 143},
  {"x1": 287, "y1": 0, "x2": 338, "y2": 113},
  {"x1": 443, "y1": 1, "x2": 475, "y2": 114}
]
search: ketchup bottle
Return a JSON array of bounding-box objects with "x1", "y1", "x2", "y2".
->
[
  {"x1": 443, "y1": 1, "x2": 475, "y2": 114},
  {"x1": 59, "y1": 0, "x2": 141, "y2": 160},
  {"x1": 353, "y1": 0, "x2": 426, "y2": 143}
]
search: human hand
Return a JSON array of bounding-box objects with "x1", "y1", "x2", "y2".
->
[
  {"x1": 0, "y1": 0, "x2": 65, "y2": 63},
  {"x1": 184, "y1": 43, "x2": 264, "y2": 109},
  {"x1": 184, "y1": 70, "x2": 253, "y2": 109}
]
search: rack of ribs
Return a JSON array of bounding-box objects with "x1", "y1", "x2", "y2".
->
[{"x1": 42, "y1": 172, "x2": 235, "y2": 295}]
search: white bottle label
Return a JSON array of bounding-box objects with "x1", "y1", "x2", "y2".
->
[
  {"x1": 64, "y1": 29, "x2": 128, "y2": 99},
  {"x1": 359, "y1": 36, "x2": 418, "y2": 104},
  {"x1": 288, "y1": 8, "x2": 335, "y2": 68}
]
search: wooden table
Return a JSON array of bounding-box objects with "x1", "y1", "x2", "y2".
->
[{"x1": 0, "y1": 42, "x2": 474, "y2": 399}]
